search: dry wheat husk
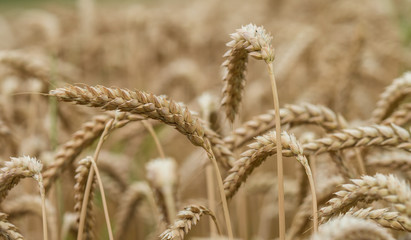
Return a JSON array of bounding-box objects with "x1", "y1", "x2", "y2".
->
[
  {"x1": 159, "y1": 205, "x2": 220, "y2": 240},
  {"x1": 383, "y1": 103, "x2": 411, "y2": 126},
  {"x1": 319, "y1": 174, "x2": 411, "y2": 223},
  {"x1": 366, "y1": 150, "x2": 411, "y2": 172},
  {"x1": 311, "y1": 215, "x2": 394, "y2": 240}
]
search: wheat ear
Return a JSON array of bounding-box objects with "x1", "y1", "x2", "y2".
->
[
  {"x1": 382, "y1": 102, "x2": 411, "y2": 126},
  {"x1": 0, "y1": 156, "x2": 43, "y2": 203},
  {"x1": 0, "y1": 213, "x2": 24, "y2": 240},
  {"x1": 224, "y1": 103, "x2": 347, "y2": 149},
  {"x1": 311, "y1": 215, "x2": 394, "y2": 240},
  {"x1": 346, "y1": 207, "x2": 411, "y2": 231},
  {"x1": 114, "y1": 182, "x2": 151, "y2": 240},
  {"x1": 319, "y1": 174, "x2": 411, "y2": 223},
  {"x1": 50, "y1": 85, "x2": 234, "y2": 238},
  {"x1": 74, "y1": 157, "x2": 96, "y2": 240},
  {"x1": 42, "y1": 112, "x2": 144, "y2": 191},
  {"x1": 372, "y1": 71, "x2": 411, "y2": 123},
  {"x1": 160, "y1": 205, "x2": 221, "y2": 240},
  {"x1": 221, "y1": 24, "x2": 274, "y2": 122},
  {"x1": 303, "y1": 123, "x2": 411, "y2": 154},
  {"x1": 224, "y1": 130, "x2": 318, "y2": 231}
]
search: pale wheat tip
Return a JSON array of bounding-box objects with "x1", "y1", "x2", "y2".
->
[{"x1": 146, "y1": 158, "x2": 177, "y2": 188}]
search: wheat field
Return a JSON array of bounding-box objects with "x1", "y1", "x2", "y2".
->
[{"x1": 1, "y1": 0, "x2": 411, "y2": 239}]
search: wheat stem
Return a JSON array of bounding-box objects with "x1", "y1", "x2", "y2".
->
[
  {"x1": 38, "y1": 179, "x2": 48, "y2": 240},
  {"x1": 205, "y1": 163, "x2": 217, "y2": 237},
  {"x1": 267, "y1": 62, "x2": 285, "y2": 238},
  {"x1": 77, "y1": 119, "x2": 113, "y2": 240},
  {"x1": 89, "y1": 158, "x2": 113, "y2": 240},
  {"x1": 142, "y1": 120, "x2": 165, "y2": 159}
]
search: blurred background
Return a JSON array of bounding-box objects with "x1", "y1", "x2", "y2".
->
[{"x1": 1, "y1": 0, "x2": 411, "y2": 239}]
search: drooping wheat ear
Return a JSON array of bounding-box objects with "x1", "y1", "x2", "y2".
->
[
  {"x1": 50, "y1": 84, "x2": 234, "y2": 238},
  {"x1": 224, "y1": 131, "x2": 313, "y2": 199},
  {"x1": 146, "y1": 158, "x2": 178, "y2": 225},
  {"x1": 303, "y1": 123, "x2": 411, "y2": 155},
  {"x1": 319, "y1": 174, "x2": 411, "y2": 223},
  {"x1": 286, "y1": 176, "x2": 344, "y2": 240},
  {"x1": 221, "y1": 23, "x2": 275, "y2": 122},
  {"x1": 383, "y1": 102, "x2": 411, "y2": 126},
  {"x1": 0, "y1": 156, "x2": 43, "y2": 203},
  {"x1": 160, "y1": 205, "x2": 221, "y2": 240},
  {"x1": 74, "y1": 157, "x2": 96, "y2": 240},
  {"x1": 372, "y1": 71, "x2": 411, "y2": 123},
  {"x1": 224, "y1": 130, "x2": 318, "y2": 230},
  {"x1": 0, "y1": 213, "x2": 24, "y2": 240},
  {"x1": 42, "y1": 112, "x2": 144, "y2": 191},
  {"x1": 346, "y1": 207, "x2": 411, "y2": 231},
  {"x1": 224, "y1": 103, "x2": 347, "y2": 149},
  {"x1": 366, "y1": 150, "x2": 411, "y2": 172},
  {"x1": 49, "y1": 85, "x2": 233, "y2": 169},
  {"x1": 311, "y1": 215, "x2": 394, "y2": 240},
  {"x1": 114, "y1": 182, "x2": 151, "y2": 240}
]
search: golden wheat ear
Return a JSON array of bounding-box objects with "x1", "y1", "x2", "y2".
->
[
  {"x1": 312, "y1": 215, "x2": 394, "y2": 240},
  {"x1": 0, "y1": 213, "x2": 24, "y2": 240}
]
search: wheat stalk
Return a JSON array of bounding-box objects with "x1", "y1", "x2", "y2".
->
[
  {"x1": 372, "y1": 71, "x2": 411, "y2": 123},
  {"x1": 319, "y1": 174, "x2": 411, "y2": 223},
  {"x1": 303, "y1": 123, "x2": 411, "y2": 154},
  {"x1": 311, "y1": 215, "x2": 394, "y2": 240},
  {"x1": 224, "y1": 103, "x2": 347, "y2": 149},
  {"x1": 160, "y1": 205, "x2": 221, "y2": 240},
  {"x1": 0, "y1": 213, "x2": 24, "y2": 240}
]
